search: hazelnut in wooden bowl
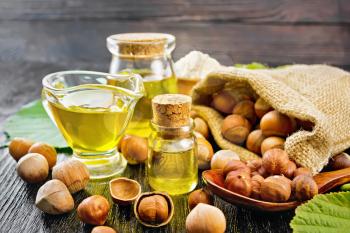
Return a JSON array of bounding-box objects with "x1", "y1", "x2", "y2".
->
[
  {"x1": 134, "y1": 192, "x2": 174, "y2": 228},
  {"x1": 109, "y1": 177, "x2": 141, "y2": 206}
]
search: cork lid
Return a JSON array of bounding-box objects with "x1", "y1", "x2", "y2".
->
[
  {"x1": 152, "y1": 94, "x2": 192, "y2": 127},
  {"x1": 107, "y1": 33, "x2": 175, "y2": 59}
]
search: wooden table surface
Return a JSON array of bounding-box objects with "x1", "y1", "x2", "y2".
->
[{"x1": 0, "y1": 1, "x2": 349, "y2": 232}]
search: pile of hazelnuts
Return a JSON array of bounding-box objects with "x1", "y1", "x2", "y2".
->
[
  {"x1": 211, "y1": 90, "x2": 312, "y2": 155},
  {"x1": 223, "y1": 148, "x2": 318, "y2": 202}
]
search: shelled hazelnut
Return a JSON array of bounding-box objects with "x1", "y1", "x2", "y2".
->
[
  {"x1": 188, "y1": 189, "x2": 214, "y2": 210},
  {"x1": 194, "y1": 117, "x2": 209, "y2": 139},
  {"x1": 292, "y1": 175, "x2": 318, "y2": 201},
  {"x1": 260, "y1": 136, "x2": 285, "y2": 155},
  {"x1": 225, "y1": 172, "x2": 252, "y2": 197},
  {"x1": 262, "y1": 148, "x2": 289, "y2": 175},
  {"x1": 246, "y1": 130, "x2": 266, "y2": 155},
  {"x1": 254, "y1": 98, "x2": 272, "y2": 119},
  {"x1": 77, "y1": 195, "x2": 110, "y2": 225},
  {"x1": 251, "y1": 175, "x2": 264, "y2": 199},
  {"x1": 221, "y1": 114, "x2": 251, "y2": 145},
  {"x1": 294, "y1": 167, "x2": 312, "y2": 177},
  {"x1": 233, "y1": 100, "x2": 257, "y2": 124},
  {"x1": 281, "y1": 160, "x2": 297, "y2": 179},
  {"x1": 223, "y1": 160, "x2": 250, "y2": 177},
  {"x1": 260, "y1": 175, "x2": 291, "y2": 202},
  {"x1": 28, "y1": 142, "x2": 57, "y2": 169},
  {"x1": 328, "y1": 152, "x2": 350, "y2": 170},
  {"x1": 246, "y1": 159, "x2": 262, "y2": 173},
  {"x1": 9, "y1": 138, "x2": 34, "y2": 161}
]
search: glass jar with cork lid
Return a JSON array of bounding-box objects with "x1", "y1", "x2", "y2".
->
[
  {"x1": 107, "y1": 33, "x2": 177, "y2": 137},
  {"x1": 147, "y1": 94, "x2": 198, "y2": 195}
]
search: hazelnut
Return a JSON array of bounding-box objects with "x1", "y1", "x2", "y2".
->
[
  {"x1": 91, "y1": 226, "x2": 117, "y2": 233},
  {"x1": 262, "y1": 148, "x2": 289, "y2": 175},
  {"x1": 16, "y1": 153, "x2": 49, "y2": 183},
  {"x1": 211, "y1": 90, "x2": 236, "y2": 114},
  {"x1": 260, "y1": 176, "x2": 291, "y2": 202},
  {"x1": 223, "y1": 160, "x2": 251, "y2": 177},
  {"x1": 28, "y1": 142, "x2": 57, "y2": 169},
  {"x1": 254, "y1": 98, "x2": 273, "y2": 118},
  {"x1": 186, "y1": 203, "x2": 226, "y2": 233},
  {"x1": 77, "y1": 195, "x2": 110, "y2": 225},
  {"x1": 221, "y1": 114, "x2": 251, "y2": 145},
  {"x1": 281, "y1": 160, "x2": 297, "y2": 179},
  {"x1": 260, "y1": 136, "x2": 285, "y2": 155},
  {"x1": 251, "y1": 175, "x2": 264, "y2": 199},
  {"x1": 294, "y1": 167, "x2": 312, "y2": 177},
  {"x1": 194, "y1": 117, "x2": 209, "y2": 139},
  {"x1": 52, "y1": 159, "x2": 90, "y2": 193},
  {"x1": 260, "y1": 110, "x2": 296, "y2": 137},
  {"x1": 257, "y1": 166, "x2": 270, "y2": 178},
  {"x1": 35, "y1": 179, "x2": 74, "y2": 214},
  {"x1": 188, "y1": 189, "x2": 214, "y2": 210},
  {"x1": 233, "y1": 100, "x2": 257, "y2": 124},
  {"x1": 196, "y1": 137, "x2": 214, "y2": 170},
  {"x1": 225, "y1": 173, "x2": 252, "y2": 196},
  {"x1": 246, "y1": 130, "x2": 266, "y2": 155},
  {"x1": 328, "y1": 152, "x2": 350, "y2": 170},
  {"x1": 117, "y1": 134, "x2": 132, "y2": 152},
  {"x1": 246, "y1": 158, "x2": 262, "y2": 172},
  {"x1": 292, "y1": 175, "x2": 318, "y2": 201},
  {"x1": 211, "y1": 150, "x2": 240, "y2": 170},
  {"x1": 120, "y1": 135, "x2": 148, "y2": 165},
  {"x1": 8, "y1": 137, "x2": 34, "y2": 161},
  {"x1": 137, "y1": 195, "x2": 169, "y2": 224}
]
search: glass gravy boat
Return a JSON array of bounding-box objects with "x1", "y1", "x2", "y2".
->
[{"x1": 42, "y1": 71, "x2": 144, "y2": 179}]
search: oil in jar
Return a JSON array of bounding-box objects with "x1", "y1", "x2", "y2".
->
[{"x1": 44, "y1": 85, "x2": 131, "y2": 155}]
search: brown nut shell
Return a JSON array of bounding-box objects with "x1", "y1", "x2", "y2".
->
[
  {"x1": 260, "y1": 175, "x2": 291, "y2": 202},
  {"x1": 28, "y1": 142, "x2": 57, "y2": 169},
  {"x1": 260, "y1": 111, "x2": 296, "y2": 137},
  {"x1": 109, "y1": 177, "x2": 141, "y2": 205},
  {"x1": 225, "y1": 173, "x2": 252, "y2": 197},
  {"x1": 9, "y1": 137, "x2": 34, "y2": 161},
  {"x1": 77, "y1": 195, "x2": 110, "y2": 225},
  {"x1": 294, "y1": 167, "x2": 312, "y2": 177},
  {"x1": 262, "y1": 148, "x2": 289, "y2": 175},
  {"x1": 281, "y1": 160, "x2": 297, "y2": 179},
  {"x1": 211, "y1": 91, "x2": 237, "y2": 114},
  {"x1": 233, "y1": 100, "x2": 257, "y2": 124},
  {"x1": 292, "y1": 175, "x2": 318, "y2": 201},
  {"x1": 16, "y1": 153, "x2": 49, "y2": 183},
  {"x1": 261, "y1": 136, "x2": 285, "y2": 155},
  {"x1": 223, "y1": 160, "x2": 251, "y2": 177},
  {"x1": 194, "y1": 117, "x2": 209, "y2": 139},
  {"x1": 246, "y1": 130, "x2": 266, "y2": 155},
  {"x1": 328, "y1": 152, "x2": 350, "y2": 170},
  {"x1": 251, "y1": 175, "x2": 264, "y2": 199},
  {"x1": 221, "y1": 114, "x2": 251, "y2": 145},
  {"x1": 254, "y1": 98, "x2": 273, "y2": 119},
  {"x1": 91, "y1": 226, "x2": 117, "y2": 233},
  {"x1": 188, "y1": 189, "x2": 214, "y2": 210},
  {"x1": 52, "y1": 159, "x2": 90, "y2": 194},
  {"x1": 196, "y1": 137, "x2": 214, "y2": 170},
  {"x1": 121, "y1": 135, "x2": 148, "y2": 165},
  {"x1": 246, "y1": 159, "x2": 262, "y2": 172},
  {"x1": 134, "y1": 192, "x2": 174, "y2": 228}
]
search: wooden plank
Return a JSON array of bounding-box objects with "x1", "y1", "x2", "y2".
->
[
  {"x1": 0, "y1": 0, "x2": 349, "y2": 23},
  {"x1": 0, "y1": 148, "x2": 294, "y2": 232}
]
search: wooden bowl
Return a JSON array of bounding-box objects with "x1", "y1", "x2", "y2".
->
[
  {"x1": 202, "y1": 169, "x2": 300, "y2": 212},
  {"x1": 109, "y1": 177, "x2": 141, "y2": 206},
  {"x1": 134, "y1": 191, "x2": 174, "y2": 228}
]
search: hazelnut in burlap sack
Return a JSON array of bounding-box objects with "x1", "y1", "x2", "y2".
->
[{"x1": 192, "y1": 64, "x2": 350, "y2": 174}]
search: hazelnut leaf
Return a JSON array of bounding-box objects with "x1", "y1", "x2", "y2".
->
[
  {"x1": 4, "y1": 100, "x2": 69, "y2": 150},
  {"x1": 290, "y1": 192, "x2": 350, "y2": 233}
]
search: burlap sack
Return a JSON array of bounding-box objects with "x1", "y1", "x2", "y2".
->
[{"x1": 191, "y1": 64, "x2": 350, "y2": 173}]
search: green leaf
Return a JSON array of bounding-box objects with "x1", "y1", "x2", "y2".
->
[
  {"x1": 234, "y1": 62, "x2": 269, "y2": 70},
  {"x1": 3, "y1": 100, "x2": 69, "y2": 149},
  {"x1": 290, "y1": 192, "x2": 350, "y2": 233}
]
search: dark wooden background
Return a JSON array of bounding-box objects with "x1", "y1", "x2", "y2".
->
[{"x1": 0, "y1": 0, "x2": 349, "y2": 232}]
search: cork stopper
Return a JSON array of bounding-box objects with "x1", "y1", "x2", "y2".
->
[
  {"x1": 107, "y1": 33, "x2": 175, "y2": 59},
  {"x1": 152, "y1": 94, "x2": 192, "y2": 127}
]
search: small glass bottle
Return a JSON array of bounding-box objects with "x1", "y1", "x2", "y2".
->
[
  {"x1": 107, "y1": 33, "x2": 177, "y2": 137},
  {"x1": 147, "y1": 94, "x2": 198, "y2": 195}
]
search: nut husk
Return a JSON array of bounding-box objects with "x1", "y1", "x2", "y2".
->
[
  {"x1": 35, "y1": 179, "x2": 74, "y2": 214},
  {"x1": 109, "y1": 177, "x2": 141, "y2": 205},
  {"x1": 186, "y1": 203, "x2": 226, "y2": 233},
  {"x1": 52, "y1": 159, "x2": 90, "y2": 193},
  {"x1": 134, "y1": 192, "x2": 174, "y2": 228}
]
